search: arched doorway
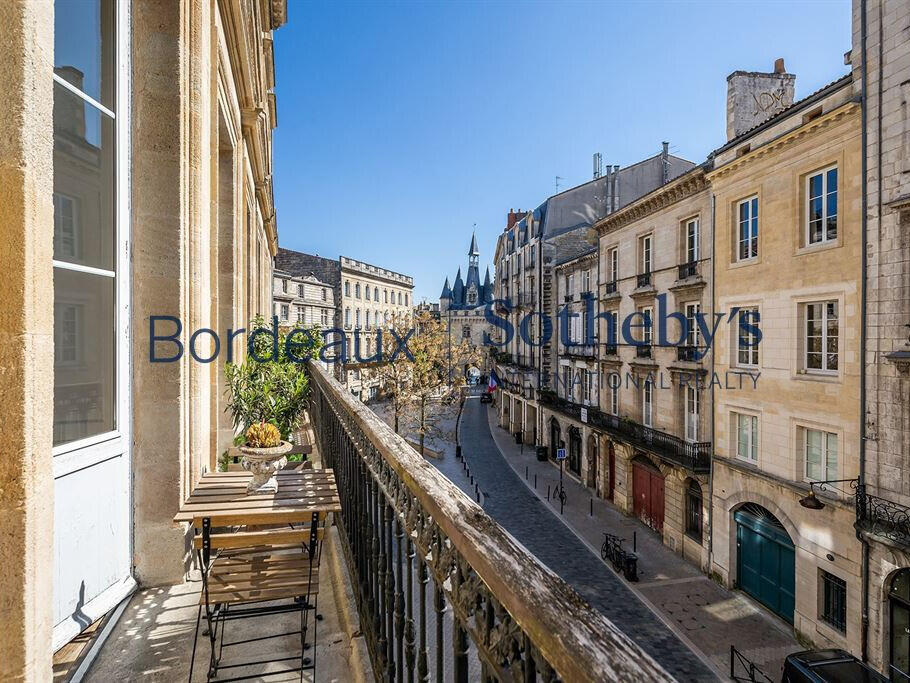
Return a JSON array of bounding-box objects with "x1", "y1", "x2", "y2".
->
[
  {"x1": 632, "y1": 456, "x2": 664, "y2": 532},
  {"x1": 735, "y1": 503, "x2": 795, "y2": 623},
  {"x1": 889, "y1": 569, "x2": 910, "y2": 680},
  {"x1": 549, "y1": 418, "x2": 562, "y2": 461},
  {"x1": 586, "y1": 434, "x2": 598, "y2": 491},
  {"x1": 568, "y1": 427, "x2": 581, "y2": 476}
]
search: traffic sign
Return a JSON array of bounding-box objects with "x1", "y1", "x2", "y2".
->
[{"x1": 556, "y1": 448, "x2": 567, "y2": 460}]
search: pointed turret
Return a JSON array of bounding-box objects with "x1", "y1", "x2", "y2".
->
[
  {"x1": 452, "y1": 268, "x2": 465, "y2": 306},
  {"x1": 440, "y1": 277, "x2": 452, "y2": 300},
  {"x1": 468, "y1": 232, "x2": 479, "y2": 257},
  {"x1": 482, "y1": 266, "x2": 492, "y2": 303}
]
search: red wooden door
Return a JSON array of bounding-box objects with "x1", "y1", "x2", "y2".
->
[
  {"x1": 650, "y1": 472, "x2": 665, "y2": 532},
  {"x1": 632, "y1": 461, "x2": 664, "y2": 532}
]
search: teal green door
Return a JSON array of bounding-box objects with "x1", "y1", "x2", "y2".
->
[{"x1": 735, "y1": 505, "x2": 795, "y2": 623}]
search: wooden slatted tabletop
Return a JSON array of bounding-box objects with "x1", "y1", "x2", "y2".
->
[{"x1": 173, "y1": 469, "x2": 341, "y2": 527}]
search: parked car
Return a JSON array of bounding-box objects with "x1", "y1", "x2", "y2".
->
[
  {"x1": 781, "y1": 649, "x2": 887, "y2": 683},
  {"x1": 480, "y1": 392, "x2": 492, "y2": 404}
]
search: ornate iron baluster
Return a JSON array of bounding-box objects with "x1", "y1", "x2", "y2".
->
[
  {"x1": 435, "y1": 584, "x2": 445, "y2": 681},
  {"x1": 386, "y1": 501, "x2": 396, "y2": 680},
  {"x1": 406, "y1": 537, "x2": 416, "y2": 682},
  {"x1": 395, "y1": 516, "x2": 405, "y2": 683},
  {"x1": 417, "y1": 555, "x2": 429, "y2": 683},
  {"x1": 453, "y1": 617, "x2": 469, "y2": 683}
]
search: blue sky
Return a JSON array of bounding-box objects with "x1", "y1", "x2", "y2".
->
[{"x1": 273, "y1": 0, "x2": 852, "y2": 302}]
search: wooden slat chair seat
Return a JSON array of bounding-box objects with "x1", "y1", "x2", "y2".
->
[{"x1": 189, "y1": 510, "x2": 326, "y2": 682}]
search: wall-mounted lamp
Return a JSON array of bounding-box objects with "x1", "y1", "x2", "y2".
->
[{"x1": 798, "y1": 478, "x2": 859, "y2": 511}]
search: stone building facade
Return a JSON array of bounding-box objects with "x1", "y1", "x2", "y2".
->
[
  {"x1": 850, "y1": 0, "x2": 910, "y2": 675},
  {"x1": 272, "y1": 269, "x2": 335, "y2": 328},
  {"x1": 340, "y1": 256, "x2": 413, "y2": 400},
  {"x1": 708, "y1": 71, "x2": 864, "y2": 652},
  {"x1": 0, "y1": 0, "x2": 286, "y2": 677},
  {"x1": 594, "y1": 167, "x2": 714, "y2": 570}
]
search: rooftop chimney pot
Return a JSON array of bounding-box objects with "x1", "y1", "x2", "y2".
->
[{"x1": 774, "y1": 58, "x2": 786, "y2": 74}]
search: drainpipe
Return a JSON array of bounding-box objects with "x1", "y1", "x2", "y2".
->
[
  {"x1": 858, "y1": 0, "x2": 870, "y2": 664},
  {"x1": 708, "y1": 190, "x2": 716, "y2": 566}
]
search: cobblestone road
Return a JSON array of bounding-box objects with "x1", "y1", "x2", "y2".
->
[{"x1": 458, "y1": 396, "x2": 719, "y2": 682}]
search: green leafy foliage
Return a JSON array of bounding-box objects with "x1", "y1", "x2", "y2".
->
[{"x1": 224, "y1": 316, "x2": 321, "y2": 441}]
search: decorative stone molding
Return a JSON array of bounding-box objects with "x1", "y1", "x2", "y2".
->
[{"x1": 595, "y1": 168, "x2": 708, "y2": 235}]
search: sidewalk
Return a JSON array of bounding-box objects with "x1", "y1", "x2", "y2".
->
[{"x1": 484, "y1": 405, "x2": 800, "y2": 681}]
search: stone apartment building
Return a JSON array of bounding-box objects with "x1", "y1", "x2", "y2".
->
[
  {"x1": 709, "y1": 66, "x2": 864, "y2": 653},
  {"x1": 0, "y1": 0, "x2": 286, "y2": 677},
  {"x1": 493, "y1": 149, "x2": 696, "y2": 515},
  {"x1": 272, "y1": 270, "x2": 335, "y2": 328},
  {"x1": 593, "y1": 166, "x2": 714, "y2": 570},
  {"x1": 340, "y1": 255, "x2": 414, "y2": 400},
  {"x1": 849, "y1": 0, "x2": 910, "y2": 675}
]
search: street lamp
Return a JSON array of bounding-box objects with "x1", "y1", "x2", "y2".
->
[{"x1": 799, "y1": 478, "x2": 859, "y2": 510}]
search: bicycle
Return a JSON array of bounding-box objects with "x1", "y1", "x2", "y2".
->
[
  {"x1": 601, "y1": 532, "x2": 626, "y2": 573},
  {"x1": 553, "y1": 482, "x2": 567, "y2": 509}
]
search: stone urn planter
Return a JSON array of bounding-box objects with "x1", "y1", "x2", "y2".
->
[{"x1": 239, "y1": 440, "x2": 293, "y2": 493}]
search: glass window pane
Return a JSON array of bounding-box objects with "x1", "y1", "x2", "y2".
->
[
  {"x1": 53, "y1": 268, "x2": 115, "y2": 445},
  {"x1": 53, "y1": 83, "x2": 115, "y2": 270},
  {"x1": 54, "y1": 0, "x2": 115, "y2": 109}
]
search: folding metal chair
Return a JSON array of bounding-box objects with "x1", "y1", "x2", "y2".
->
[{"x1": 188, "y1": 511, "x2": 326, "y2": 682}]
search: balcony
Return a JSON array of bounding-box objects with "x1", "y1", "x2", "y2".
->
[
  {"x1": 856, "y1": 486, "x2": 910, "y2": 550},
  {"x1": 635, "y1": 344, "x2": 652, "y2": 359},
  {"x1": 525, "y1": 259, "x2": 536, "y2": 271},
  {"x1": 602, "y1": 342, "x2": 618, "y2": 357},
  {"x1": 563, "y1": 343, "x2": 596, "y2": 359},
  {"x1": 563, "y1": 294, "x2": 574, "y2": 303},
  {"x1": 518, "y1": 291, "x2": 535, "y2": 308},
  {"x1": 676, "y1": 345, "x2": 704, "y2": 362},
  {"x1": 307, "y1": 362, "x2": 671, "y2": 681},
  {"x1": 538, "y1": 390, "x2": 711, "y2": 472},
  {"x1": 636, "y1": 272, "x2": 651, "y2": 288},
  {"x1": 603, "y1": 280, "x2": 617, "y2": 295},
  {"x1": 678, "y1": 261, "x2": 698, "y2": 279}
]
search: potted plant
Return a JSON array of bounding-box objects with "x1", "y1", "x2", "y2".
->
[
  {"x1": 238, "y1": 421, "x2": 293, "y2": 492},
  {"x1": 224, "y1": 316, "x2": 321, "y2": 490}
]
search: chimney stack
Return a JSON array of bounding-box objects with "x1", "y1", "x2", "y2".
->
[
  {"x1": 507, "y1": 209, "x2": 524, "y2": 231},
  {"x1": 726, "y1": 58, "x2": 795, "y2": 140}
]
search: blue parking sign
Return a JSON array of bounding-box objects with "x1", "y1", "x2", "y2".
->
[{"x1": 556, "y1": 448, "x2": 567, "y2": 460}]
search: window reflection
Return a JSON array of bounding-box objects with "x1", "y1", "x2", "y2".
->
[
  {"x1": 53, "y1": 268, "x2": 116, "y2": 445},
  {"x1": 54, "y1": 0, "x2": 115, "y2": 108}
]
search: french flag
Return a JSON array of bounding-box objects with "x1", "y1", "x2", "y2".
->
[{"x1": 488, "y1": 369, "x2": 499, "y2": 393}]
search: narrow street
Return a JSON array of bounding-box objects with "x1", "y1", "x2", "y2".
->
[{"x1": 456, "y1": 395, "x2": 719, "y2": 681}]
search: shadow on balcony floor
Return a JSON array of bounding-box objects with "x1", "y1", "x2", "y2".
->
[{"x1": 84, "y1": 528, "x2": 369, "y2": 682}]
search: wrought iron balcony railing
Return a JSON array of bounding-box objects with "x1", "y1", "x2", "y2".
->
[
  {"x1": 676, "y1": 345, "x2": 704, "y2": 362},
  {"x1": 307, "y1": 362, "x2": 672, "y2": 682},
  {"x1": 678, "y1": 261, "x2": 698, "y2": 279},
  {"x1": 602, "y1": 342, "x2": 618, "y2": 357},
  {"x1": 856, "y1": 485, "x2": 910, "y2": 549},
  {"x1": 636, "y1": 344, "x2": 652, "y2": 359},
  {"x1": 563, "y1": 343, "x2": 596, "y2": 359},
  {"x1": 636, "y1": 272, "x2": 651, "y2": 288},
  {"x1": 537, "y1": 390, "x2": 711, "y2": 472},
  {"x1": 602, "y1": 280, "x2": 618, "y2": 296}
]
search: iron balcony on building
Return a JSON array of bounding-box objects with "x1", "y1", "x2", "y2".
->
[
  {"x1": 676, "y1": 345, "x2": 704, "y2": 362},
  {"x1": 564, "y1": 343, "x2": 596, "y2": 359},
  {"x1": 636, "y1": 272, "x2": 651, "y2": 288},
  {"x1": 602, "y1": 280, "x2": 618, "y2": 297},
  {"x1": 537, "y1": 391, "x2": 711, "y2": 473},
  {"x1": 563, "y1": 294, "x2": 574, "y2": 303},
  {"x1": 678, "y1": 261, "x2": 699, "y2": 279},
  {"x1": 525, "y1": 259, "x2": 536, "y2": 271},
  {"x1": 307, "y1": 362, "x2": 673, "y2": 682},
  {"x1": 856, "y1": 485, "x2": 910, "y2": 550},
  {"x1": 602, "y1": 342, "x2": 618, "y2": 357},
  {"x1": 636, "y1": 344, "x2": 652, "y2": 359}
]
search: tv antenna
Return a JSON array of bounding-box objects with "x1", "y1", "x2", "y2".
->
[{"x1": 555, "y1": 175, "x2": 563, "y2": 193}]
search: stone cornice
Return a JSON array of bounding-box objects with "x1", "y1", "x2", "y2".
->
[
  {"x1": 595, "y1": 169, "x2": 708, "y2": 235},
  {"x1": 707, "y1": 101, "x2": 860, "y2": 181}
]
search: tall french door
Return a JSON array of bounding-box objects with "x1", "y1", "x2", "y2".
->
[{"x1": 51, "y1": 0, "x2": 133, "y2": 649}]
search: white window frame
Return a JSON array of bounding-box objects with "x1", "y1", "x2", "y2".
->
[
  {"x1": 640, "y1": 234, "x2": 652, "y2": 274},
  {"x1": 736, "y1": 196, "x2": 759, "y2": 261},
  {"x1": 734, "y1": 412, "x2": 759, "y2": 462},
  {"x1": 806, "y1": 165, "x2": 838, "y2": 246},
  {"x1": 804, "y1": 427, "x2": 838, "y2": 482},
  {"x1": 582, "y1": 269, "x2": 591, "y2": 293},
  {"x1": 640, "y1": 306, "x2": 653, "y2": 345},
  {"x1": 642, "y1": 379, "x2": 653, "y2": 427},
  {"x1": 609, "y1": 246, "x2": 618, "y2": 282},
  {"x1": 582, "y1": 370, "x2": 592, "y2": 404},
  {"x1": 685, "y1": 386, "x2": 699, "y2": 442},
  {"x1": 804, "y1": 300, "x2": 839, "y2": 374},
  {"x1": 685, "y1": 217, "x2": 699, "y2": 264},
  {"x1": 280, "y1": 304, "x2": 289, "y2": 321},
  {"x1": 736, "y1": 307, "x2": 759, "y2": 368},
  {"x1": 685, "y1": 302, "x2": 700, "y2": 348},
  {"x1": 610, "y1": 381, "x2": 619, "y2": 416},
  {"x1": 53, "y1": 192, "x2": 80, "y2": 260}
]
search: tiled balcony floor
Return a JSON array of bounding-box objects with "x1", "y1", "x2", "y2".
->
[{"x1": 84, "y1": 529, "x2": 368, "y2": 682}]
